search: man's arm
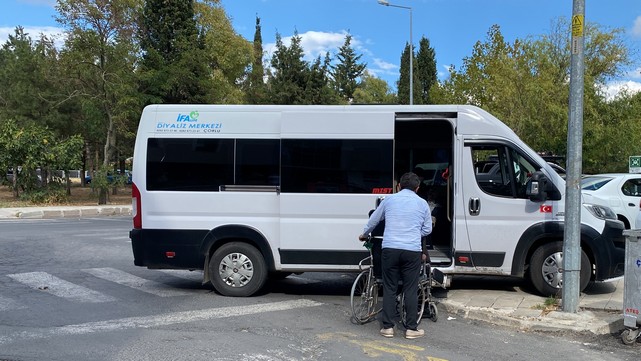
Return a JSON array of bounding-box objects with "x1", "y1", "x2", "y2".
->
[{"x1": 359, "y1": 201, "x2": 385, "y2": 241}]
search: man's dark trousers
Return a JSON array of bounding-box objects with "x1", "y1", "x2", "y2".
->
[{"x1": 380, "y1": 248, "x2": 422, "y2": 330}]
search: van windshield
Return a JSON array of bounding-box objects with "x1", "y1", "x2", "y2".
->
[{"x1": 581, "y1": 176, "x2": 613, "y2": 191}]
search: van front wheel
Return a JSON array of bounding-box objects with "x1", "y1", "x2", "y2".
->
[
  {"x1": 210, "y1": 242, "x2": 267, "y2": 297},
  {"x1": 529, "y1": 241, "x2": 591, "y2": 297}
]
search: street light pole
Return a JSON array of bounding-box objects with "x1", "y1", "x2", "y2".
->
[{"x1": 378, "y1": 0, "x2": 413, "y2": 105}]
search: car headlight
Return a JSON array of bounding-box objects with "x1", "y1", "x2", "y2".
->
[{"x1": 583, "y1": 203, "x2": 617, "y2": 220}]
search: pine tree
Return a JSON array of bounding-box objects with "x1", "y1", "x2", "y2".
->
[
  {"x1": 139, "y1": 0, "x2": 212, "y2": 104},
  {"x1": 416, "y1": 36, "x2": 437, "y2": 104},
  {"x1": 331, "y1": 34, "x2": 366, "y2": 102},
  {"x1": 269, "y1": 31, "x2": 308, "y2": 104}
]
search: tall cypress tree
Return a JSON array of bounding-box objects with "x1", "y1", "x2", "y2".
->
[
  {"x1": 246, "y1": 16, "x2": 267, "y2": 104},
  {"x1": 398, "y1": 43, "x2": 417, "y2": 104},
  {"x1": 331, "y1": 34, "x2": 366, "y2": 102},
  {"x1": 139, "y1": 0, "x2": 212, "y2": 104},
  {"x1": 416, "y1": 36, "x2": 437, "y2": 104}
]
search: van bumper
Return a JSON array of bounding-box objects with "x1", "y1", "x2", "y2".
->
[
  {"x1": 591, "y1": 219, "x2": 625, "y2": 281},
  {"x1": 129, "y1": 228, "x2": 207, "y2": 269}
]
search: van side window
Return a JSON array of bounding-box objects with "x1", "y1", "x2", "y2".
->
[
  {"x1": 147, "y1": 138, "x2": 234, "y2": 191},
  {"x1": 471, "y1": 144, "x2": 537, "y2": 199},
  {"x1": 236, "y1": 139, "x2": 280, "y2": 185},
  {"x1": 281, "y1": 139, "x2": 393, "y2": 193}
]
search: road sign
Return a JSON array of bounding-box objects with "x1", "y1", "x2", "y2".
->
[{"x1": 630, "y1": 156, "x2": 641, "y2": 173}]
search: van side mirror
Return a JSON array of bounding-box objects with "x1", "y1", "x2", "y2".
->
[{"x1": 526, "y1": 171, "x2": 548, "y2": 202}]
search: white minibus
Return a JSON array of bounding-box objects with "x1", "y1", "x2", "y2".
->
[{"x1": 129, "y1": 105, "x2": 625, "y2": 297}]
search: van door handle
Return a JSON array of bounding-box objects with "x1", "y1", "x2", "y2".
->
[
  {"x1": 628, "y1": 203, "x2": 635, "y2": 207},
  {"x1": 469, "y1": 197, "x2": 480, "y2": 216}
]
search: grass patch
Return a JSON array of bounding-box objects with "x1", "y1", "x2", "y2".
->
[{"x1": 532, "y1": 296, "x2": 561, "y2": 315}]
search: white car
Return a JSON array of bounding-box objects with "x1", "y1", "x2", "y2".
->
[{"x1": 581, "y1": 173, "x2": 641, "y2": 229}]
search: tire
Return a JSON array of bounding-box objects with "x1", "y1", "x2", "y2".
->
[
  {"x1": 428, "y1": 302, "x2": 438, "y2": 322},
  {"x1": 209, "y1": 242, "x2": 267, "y2": 297},
  {"x1": 529, "y1": 241, "x2": 591, "y2": 297},
  {"x1": 401, "y1": 285, "x2": 426, "y2": 326},
  {"x1": 621, "y1": 328, "x2": 640, "y2": 345},
  {"x1": 350, "y1": 270, "x2": 381, "y2": 324}
]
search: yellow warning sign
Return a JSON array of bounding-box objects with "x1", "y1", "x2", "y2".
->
[{"x1": 572, "y1": 15, "x2": 584, "y2": 37}]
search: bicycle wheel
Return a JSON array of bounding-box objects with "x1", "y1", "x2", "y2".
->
[
  {"x1": 350, "y1": 270, "x2": 380, "y2": 324},
  {"x1": 401, "y1": 284, "x2": 427, "y2": 326}
]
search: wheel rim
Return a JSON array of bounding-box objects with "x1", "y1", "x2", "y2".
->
[
  {"x1": 541, "y1": 251, "x2": 563, "y2": 289},
  {"x1": 218, "y1": 252, "x2": 254, "y2": 288}
]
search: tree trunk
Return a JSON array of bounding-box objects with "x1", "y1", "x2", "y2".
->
[{"x1": 98, "y1": 187, "x2": 108, "y2": 205}]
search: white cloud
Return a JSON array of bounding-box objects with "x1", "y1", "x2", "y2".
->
[
  {"x1": 264, "y1": 30, "x2": 351, "y2": 62},
  {"x1": 633, "y1": 16, "x2": 641, "y2": 38},
  {"x1": 600, "y1": 80, "x2": 641, "y2": 101},
  {"x1": 0, "y1": 26, "x2": 65, "y2": 48}
]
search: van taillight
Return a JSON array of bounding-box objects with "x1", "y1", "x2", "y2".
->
[{"x1": 132, "y1": 182, "x2": 142, "y2": 229}]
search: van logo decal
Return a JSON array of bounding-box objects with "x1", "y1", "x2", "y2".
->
[
  {"x1": 156, "y1": 111, "x2": 223, "y2": 133},
  {"x1": 176, "y1": 111, "x2": 199, "y2": 122},
  {"x1": 372, "y1": 188, "x2": 393, "y2": 194},
  {"x1": 540, "y1": 205, "x2": 552, "y2": 213}
]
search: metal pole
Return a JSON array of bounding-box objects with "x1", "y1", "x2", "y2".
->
[
  {"x1": 409, "y1": 7, "x2": 413, "y2": 105},
  {"x1": 563, "y1": 0, "x2": 585, "y2": 313},
  {"x1": 377, "y1": 0, "x2": 413, "y2": 105}
]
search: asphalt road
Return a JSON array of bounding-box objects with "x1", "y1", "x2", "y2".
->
[{"x1": 0, "y1": 217, "x2": 638, "y2": 361}]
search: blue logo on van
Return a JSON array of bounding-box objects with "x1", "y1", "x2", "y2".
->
[{"x1": 177, "y1": 111, "x2": 199, "y2": 122}]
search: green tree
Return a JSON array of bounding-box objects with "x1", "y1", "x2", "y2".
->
[
  {"x1": 0, "y1": 28, "x2": 64, "y2": 130},
  {"x1": 331, "y1": 34, "x2": 366, "y2": 102},
  {"x1": 195, "y1": 0, "x2": 251, "y2": 104},
  {"x1": 436, "y1": 20, "x2": 635, "y2": 173},
  {"x1": 352, "y1": 71, "x2": 396, "y2": 104},
  {"x1": 245, "y1": 16, "x2": 268, "y2": 104},
  {"x1": 304, "y1": 53, "x2": 341, "y2": 104},
  {"x1": 397, "y1": 42, "x2": 419, "y2": 104},
  {"x1": 416, "y1": 36, "x2": 437, "y2": 104},
  {"x1": 139, "y1": 0, "x2": 212, "y2": 104},
  {"x1": 56, "y1": 0, "x2": 140, "y2": 204},
  {"x1": 268, "y1": 31, "x2": 308, "y2": 104}
]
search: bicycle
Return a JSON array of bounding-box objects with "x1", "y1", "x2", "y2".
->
[
  {"x1": 350, "y1": 238, "x2": 382, "y2": 324},
  {"x1": 350, "y1": 237, "x2": 440, "y2": 325}
]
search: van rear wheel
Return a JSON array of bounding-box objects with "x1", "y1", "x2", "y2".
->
[
  {"x1": 209, "y1": 242, "x2": 267, "y2": 297},
  {"x1": 529, "y1": 241, "x2": 591, "y2": 297}
]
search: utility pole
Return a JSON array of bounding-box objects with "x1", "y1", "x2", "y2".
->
[
  {"x1": 562, "y1": 0, "x2": 585, "y2": 313},
  {"x1": 377, "y1": 0, "x2": 413, "y2": 105}
]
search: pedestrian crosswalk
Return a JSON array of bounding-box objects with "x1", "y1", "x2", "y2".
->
[{"x1": 1, "y1": 268, "x2": 206, "y2": 311}]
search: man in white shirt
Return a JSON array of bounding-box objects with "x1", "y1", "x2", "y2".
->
[{"x1": 359, "y1": 172, "x2": 432, "y2": 339}]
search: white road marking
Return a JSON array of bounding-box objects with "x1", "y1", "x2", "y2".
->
[
  {"x1": 83, "y1": 268, "x2": 193, "y2": 297},
  {"x1": 6, "y1": 272, "x2": 116, "y2": 303},
  {"x1": 0, "y1": 295, "x2": 27, "y2": 311},
  {"x1": 0, "y1": 299, "x2": 322, "y2": 345}
]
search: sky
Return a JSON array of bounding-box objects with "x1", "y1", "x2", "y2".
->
[{"x1": 0, "y1": 0, "x2": 640, "y2": 97}]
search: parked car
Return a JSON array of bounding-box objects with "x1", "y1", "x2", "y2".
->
[
  {"x1": 581, "y1": 173, "x2": 641, "y2": 229},
  {"x1": 85, "y1": 170, "x2": 132, "y2": 185}
]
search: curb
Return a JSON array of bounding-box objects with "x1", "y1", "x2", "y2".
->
[
  {"x1": 0, "y1": 205, "x2": 132, "y2": 219},
  {"x1": 439, "y1": 299, "x2": 624, "y2": 335}
]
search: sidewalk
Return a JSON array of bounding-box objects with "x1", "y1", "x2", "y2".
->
[
  {"x1": 0, "y1": 204, "x2": 627, "y2": 337},
  {"x1": 438, "y1": 275, "x2": 624, "y2": 336}
]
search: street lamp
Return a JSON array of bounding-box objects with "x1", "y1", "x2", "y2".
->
[{"x1": 378, "y1": 0, "x2": 413, "y2": 105}]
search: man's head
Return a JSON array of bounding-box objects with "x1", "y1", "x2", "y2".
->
[{"x1": 399, "y1": 172, "x2": 421, "y2": 191}]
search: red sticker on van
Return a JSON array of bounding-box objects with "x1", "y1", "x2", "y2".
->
[{"x1": 540, "y1": 205, "x2": 552, "y2": 213}]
